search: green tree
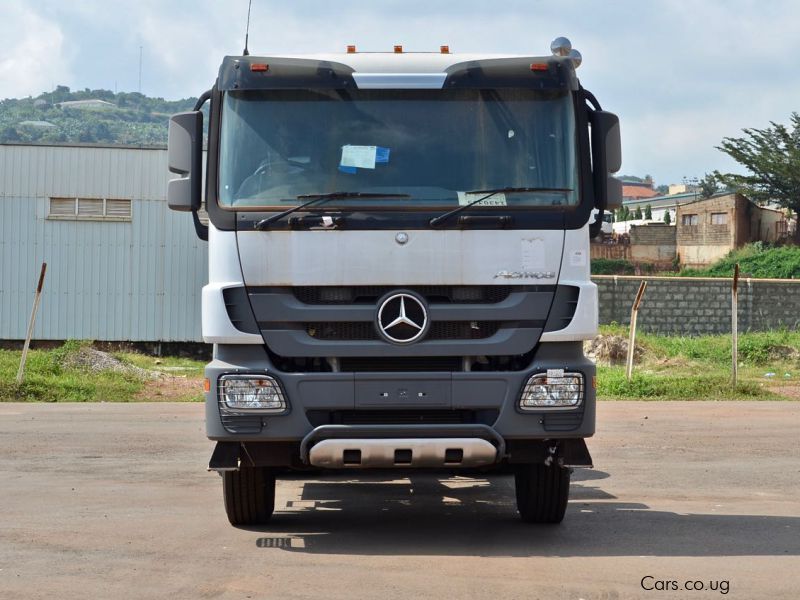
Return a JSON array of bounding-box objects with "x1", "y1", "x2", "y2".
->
[
  {"x1": 699, "y1": 172, "x2": 718, "y2": 199},
  {"x1": 663, "y1": 210, "x2": 672, "y2": 225},
  {"x1": 619, "y1": 174, "x2": 645, "y2": 183},
  {"x1": 634, "y1": 206, "x2": 643, "y2": 220},
  {"x1": 715, "y1": 112, "x2": 800, "y2": 241},
  {"x1": 644, "y1": 204, "x2": 652, "y2": 219}
]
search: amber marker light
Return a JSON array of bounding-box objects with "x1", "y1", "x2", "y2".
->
[
  {"x1": 250, "y1": 63, "x2": 269, "y2": 72},
  {"x1": 203, "y1": 378, "x2": 211, "y2": 392},
  {"x1": 394, "y1": 45, "x2": 403, "y2": 53},
  {"x1": 530, "y1": 63, "x2": 548, "y2": 71},
  {"x1": 440, "y1": 45, "x2": 450, "y2": 54},
  {"x1": 346, "y1": 45, "x2": 356, "y2": 53}
]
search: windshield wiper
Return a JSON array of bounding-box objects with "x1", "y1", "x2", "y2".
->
[
  {"x1": 255, "y1": 192, "x2": 410, "y2": 230},
  {"x1": 428, "y1": 187, "x2": 573, "y2": 228}
]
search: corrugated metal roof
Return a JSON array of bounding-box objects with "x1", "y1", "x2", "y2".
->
[{"x1": 0, "y1": 144, "x2": 207, "y2": 342}]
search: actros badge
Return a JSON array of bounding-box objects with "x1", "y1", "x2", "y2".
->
[{"x1": 376, "y1": 291, "x2": 429, "y2": 344}]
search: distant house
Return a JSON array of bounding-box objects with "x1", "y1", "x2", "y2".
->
[
  {"x1": 622, "y1": 183, "x2": 659, "y2": 201},
  {"x1": 18, "y1": 120, "x2": 56, "y2": 129},
  {"x1": 629, "y1": 223, "x2": 676, "y2": 265},
  {"x1": 620, "y1": 190, "x2": 704, "y2": 228},
  {"x1": 56, "y1": 99, "x2": 116, "y2": 110},
  {"x1": 676, "y1": 193, "x2": 789, "y2": 267}
]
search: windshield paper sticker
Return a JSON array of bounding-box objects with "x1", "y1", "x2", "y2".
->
[
  {"x1": 341, "y1": 145, "x2": 377, "y2": 169},
  {"x1": 457, "y1": 191, "x2": 507, "y2": 206},
  {"x1": 375, "y1": 147, "x2": 391, "y2": 163},
  {"x1": 521, "y1": 238, "x2": 546, "y2": 270}
]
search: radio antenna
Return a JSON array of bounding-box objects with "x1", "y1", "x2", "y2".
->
[{"x1": 242, "y1": 0, "x2": 253, "y2": 56}]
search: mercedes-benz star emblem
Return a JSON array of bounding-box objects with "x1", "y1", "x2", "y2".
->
[{"x1": 376, "y1": 292, "x2": 429, "y2": 344}]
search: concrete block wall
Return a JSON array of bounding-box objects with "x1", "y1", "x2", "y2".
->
[{"x1": 594, "y1": 275, "x2": 800, "y2": 335}]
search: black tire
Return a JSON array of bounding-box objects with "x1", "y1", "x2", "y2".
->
[
  {"x1": 222, "y1": 467, "x2": 276, "y2": 526},
  {"x1": 514, "y1": 463, "x2": 571, "y2": 524}
]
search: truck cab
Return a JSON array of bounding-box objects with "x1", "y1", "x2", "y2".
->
[{"x1": 168, "y1": 38, "x2": 621, "y2": 525}]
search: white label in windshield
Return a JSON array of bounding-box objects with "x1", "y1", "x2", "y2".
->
[
  {"x1": 341, "y1": 145, "x2": 377, "y2": 169},
  {"x1": 457, "y1": 191, "x2": 507, "y2": 206}
]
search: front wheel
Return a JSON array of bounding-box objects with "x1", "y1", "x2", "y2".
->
[
  {"x1": 222, "y1": 467, "x2": 276, "y2": 526},
  {"x1": 514, "y1": 463, "x2": 571, "y2": 524}
]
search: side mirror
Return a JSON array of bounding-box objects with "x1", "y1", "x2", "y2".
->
[
  {"x1": 589, "y1": 110, "x2": 622, "y2": 211},
  {"x1": 167, "y1": 111, "x2": 203, "y2": 212}
]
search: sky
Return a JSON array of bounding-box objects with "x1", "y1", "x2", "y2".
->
[{"x1": 1, "y1": 0, "x2": 799, "y2": 186}]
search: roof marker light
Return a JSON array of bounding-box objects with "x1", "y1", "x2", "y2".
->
[
  {"x1": 347, "y1": 45, "x2": 357, "y2": 53},
  {"x1": 440, "y1": 45, "x2": 450, "y2": 54},
  {"x1": 530, "y1": 63, "x2": 548, "y2": 71},
  {"x1": 250, "y1": 63, "x2": 269, "y2": 72},
  {"x1": 394, "y1": 45, "x2": 403, "y2": 53}
]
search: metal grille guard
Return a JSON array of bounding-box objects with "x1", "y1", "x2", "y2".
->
[{"x1": 299, "y1": 424, "x2": 506, "y2": 465}]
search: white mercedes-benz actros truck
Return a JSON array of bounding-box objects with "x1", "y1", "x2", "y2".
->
[{"x1": 167, "y1": 38, "x2": 621, "y2": 525}]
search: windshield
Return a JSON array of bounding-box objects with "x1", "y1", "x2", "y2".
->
[{"x1": 218, "y1": 88, "x2": 578, "y2": 209}]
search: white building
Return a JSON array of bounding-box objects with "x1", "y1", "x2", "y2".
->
[{"x1": 0, "y1": 142, "x2": 207, "y2": 342}]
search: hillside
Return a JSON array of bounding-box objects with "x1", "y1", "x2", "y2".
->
[{"x1": 0, "y1": 86, "x2": 197, "y2": 146}]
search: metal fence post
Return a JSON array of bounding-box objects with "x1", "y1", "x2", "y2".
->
[
  {"x1": 732, "y1": 264, "x2": 740, "y2": 387},
  {"x1": 626, "y1": 280, "x2": 647, "y2": 381},
  {"x1": 16, "y1": 263, "x2": 48, "y2": 385}
]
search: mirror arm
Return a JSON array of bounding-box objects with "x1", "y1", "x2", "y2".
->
[
  {"x1": 194, "y1": 90, "x2": 212, "y2": 111},
  {"x1": 191, "y1": 90, "x2": 212, "y2": 242},
  {"x1": 585, "y1": 90, "x2": 605, "y2": 238},
  {"x1": 581, "y1": 87, "x2": 602, "y2": 112},
  {"x1": 192, "y1": 207, "x2": 208, "y2": 242},
  {"x1": 589, "y1": 210, "x2": 604, "y2": 239}
]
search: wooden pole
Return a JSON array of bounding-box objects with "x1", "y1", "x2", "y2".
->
[
  {"x1": 626, "y1": 280, "x2": 648, "y2": 381},
  {"x1": 732, "y1": 263, "x2": 740, "y2": 387},
  {"x1": 16, "y1": 263, "x2": 47, "y2": 385}
]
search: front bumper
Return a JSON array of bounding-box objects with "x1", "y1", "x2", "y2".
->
[{"x1": 204, "y1": 341, "x2": 596, "y2": 446}]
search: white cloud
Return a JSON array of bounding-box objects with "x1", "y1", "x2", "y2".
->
[
  {"x1": 3, "y1": 0, "x2": 800, "y2": 184},
  {"x1": 0, "y1": 2, "x2": 72, "y2": 99}
]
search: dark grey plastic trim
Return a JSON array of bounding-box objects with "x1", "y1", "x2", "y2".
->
[{"x1": 259, "y1": 327, "x2": 543, "y2": 357}]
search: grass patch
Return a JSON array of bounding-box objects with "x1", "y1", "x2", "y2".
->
[
  {"x1": 0, "y1": 342, "x2": 205, "y2": 402},
  {"x1": 591, "y1": 258, "x2": 636, "y2": 275},
  {"x1": 679, "y1": 244, "x2": 800, "y2": 279},
  {"x1": 599, "y1": 366, "x2": 773, "y2": 400},
  {"x1": 596, "y1": 325, "x2": 800, "y2": 400}
]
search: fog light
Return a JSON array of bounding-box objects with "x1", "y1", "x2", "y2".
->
[
  {"x1": 218, "y1": 374, "x2": 287, "y2": 413},
  {"x1": 519, "y1": 372, "x2": 583, "y2": 410}
]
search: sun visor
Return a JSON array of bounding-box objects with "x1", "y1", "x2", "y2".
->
[
  {"x1": 444, "y1": 56, "x2": 578, "y2": 90},
  {"x1": 218, "y1": 56, "x2": 356, "y2": 91}
]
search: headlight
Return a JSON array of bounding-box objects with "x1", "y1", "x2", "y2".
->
[
  {"x1": 218, "y1": 374, "x2": 287, "y2": 413},
  {"x1": 519, "y1": 372, "x2": 584, "y2": 410}
]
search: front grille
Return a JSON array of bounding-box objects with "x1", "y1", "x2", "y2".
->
[
  {"x1": 306, "y1": 409, "x2": 499, "y2": 426},
  {"x1": 294, "y1": 285, "x2": 512, "y2": 305},
  {"x1": 306, "y1": 321, "x2": 500, "y2": 341},
  {"x1": 339, "y1": 357, "x2": 463, "y2": 372}
]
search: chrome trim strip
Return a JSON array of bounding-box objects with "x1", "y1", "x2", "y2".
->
[{"x1": 352, "y1": 73, "x2": 447, "y2": 89}]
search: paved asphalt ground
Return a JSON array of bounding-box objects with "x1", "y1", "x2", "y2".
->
[{"x1": 1, "y1": 401, "x2": 799, "y2": 600}]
